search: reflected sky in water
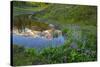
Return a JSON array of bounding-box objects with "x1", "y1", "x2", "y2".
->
[{"x1": 12, "y1": 34, "x2": 65, "y2": 49}]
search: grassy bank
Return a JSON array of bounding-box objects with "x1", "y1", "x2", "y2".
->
[
  {"x1": 12, "y1": 1, "x2": 97, "y2": 66},
  {"x1": 13, "y1": 24, "x2": 97, "y2": 66}
]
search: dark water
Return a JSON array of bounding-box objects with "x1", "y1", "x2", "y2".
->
[{"x1": 12, "y1": 34, "x2": 65, "y2": 49}]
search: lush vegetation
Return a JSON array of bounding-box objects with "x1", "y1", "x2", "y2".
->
[
  {"x1": 13, "y1": 31, "x2": 97, "y2": 66},
  {"x1": 12, "y1": 1, "x2": 97, "y2": 66},
  {"x1": 12, "y1": 1, "x2": 48, "y2": 16},
  {"x1": 13, "y1": 25, "x2": 97, "y2": 66},
  {"x1": 34, "y1": 4, "x2": 97, "y2": 26},
  {"x1": 13, "y1": 14, "x2": 50, "y2": 32}
]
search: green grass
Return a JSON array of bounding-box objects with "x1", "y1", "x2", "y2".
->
[
  {"x1": 14, "y1": 6, "x2": 47, "y2": 12},
  {"x1": 12, "y1": 1, "x2": 49, "y2": 16},
  {"x1": 34, "y1": 4, "x2": 97, "y2": 26},
  {"x1": 12, "y1": 1, "x2": 97, "y2": 66},
  {"x1": 12, "y1": 25, "x2": 97, "y2": 66}
]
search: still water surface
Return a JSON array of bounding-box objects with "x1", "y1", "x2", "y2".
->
[{"x1": 13, "y1": 34, "x2": 65, "y2": 49}]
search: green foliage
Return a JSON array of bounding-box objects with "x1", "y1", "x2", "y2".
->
[
  {"x1": 34, "y1": 4, "x2": 97, "y2": 26},
  {"x1": 12, "y1": 1, "x2": 97, "y2": 66},
  {"x1": 13, "y1": 15, "x2": 49, "y2": 31},
  {"x1": 39, "y1": 47, "x2": 67, "y2": 64},
  {"x1": 13, "y1": 28, "x2": 97, "y2": 66},
  {"x1": 12, "y1": 1, "x2": 48, "y2": 7},
  {"x1": 12, "y1": 1, "x2": 48, "y2": 16},
  {"x1": 64, "y1": 25, "x2": 97, "y2": 62}
]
